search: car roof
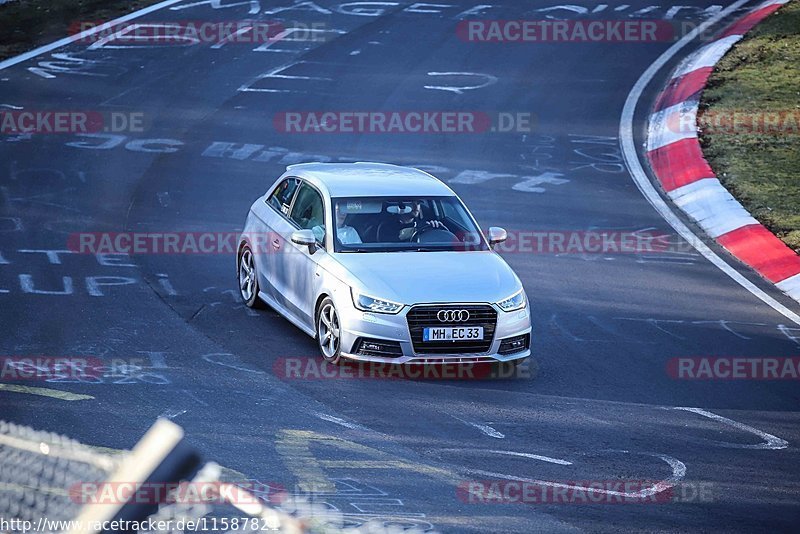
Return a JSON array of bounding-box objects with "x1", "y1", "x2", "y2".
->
[{"x1": 284, "y1": 162, "x2": 455, "y2": 198}]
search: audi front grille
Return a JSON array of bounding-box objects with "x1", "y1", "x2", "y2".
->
[{"x1": 406, "y1": 304, "x2": 497, "y2": 355}]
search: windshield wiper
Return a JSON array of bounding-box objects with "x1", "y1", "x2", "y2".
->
[
  {"x1": 402, "y1": 246, "x2": 450, "y2": 252},
  {"x1": 340, "y1": 247, "x2": 375, "y2": 252}
]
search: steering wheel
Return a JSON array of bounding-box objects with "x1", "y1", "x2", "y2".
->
[{"x1": 411, "y1": 225, "x2": 459, "y2": 244}]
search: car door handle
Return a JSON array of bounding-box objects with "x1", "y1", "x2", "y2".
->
[{"x1": 272, "y1": 239, "x2": 280, "y2": 250}]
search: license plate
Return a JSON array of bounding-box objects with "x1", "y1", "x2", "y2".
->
[{"x1": 423, "y1": 326, "x2": 484, "y2": 342}]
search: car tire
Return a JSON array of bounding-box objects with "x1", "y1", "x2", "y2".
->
[
  {"x1": 238, "y1": 244, "x2": 264, "y2": 309},
  {"x1": 316, "y1": 297, "x2": 342, "y2": 364}
]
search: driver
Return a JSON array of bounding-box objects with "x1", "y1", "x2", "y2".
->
[{"x1": 395, "y1": 200, "x2": 448, "y2": 241}]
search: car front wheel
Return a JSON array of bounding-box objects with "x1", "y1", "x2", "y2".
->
[
  {"x1": 317, "y1": 297, "x2": 342, "y2": 364},
  {"x1": 238, "y1": 244, "x2": 263, "y2": 308}
]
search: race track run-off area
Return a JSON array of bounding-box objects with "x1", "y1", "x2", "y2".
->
[{"x1": 1, "y1": 1, "x2": 800, "y2": 532}]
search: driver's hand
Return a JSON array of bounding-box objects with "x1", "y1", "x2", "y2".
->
[
  {"x1": 398, "y1": 227, "x2": 415, "y2": 241},
  {"x1": 426, "y1": 220, "x2": 447, "y2": 230}
]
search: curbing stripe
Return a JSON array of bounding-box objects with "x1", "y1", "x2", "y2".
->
[
  {"x1": 717, "y1": 225, "x2": 800, "y2": 283},
  {"x1": 647, "y1": 138, "x2": 715, "y2": 192},
  {"x1": 647, "y1": 100, "x2": 699, "y2": 151},
  {"x1": 672, "y1": 35, "x2": 742, "y2": 79},
  {"x1": 668, "y1": 178, "x2": 759, "y2": 238},
  {"x1": 777, "y1": 274, "x2": 800, "y2": 300},
  {"x1": 655, "y1": 68, "x2": 712, "y2": 112}
]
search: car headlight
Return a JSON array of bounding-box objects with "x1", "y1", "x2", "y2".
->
[
  {"x1": 497, "y1": 289, "x2": 526, "y2": 312},
  {"x1": 351, "y1": 289, "x2": 404, "y2": 314}
]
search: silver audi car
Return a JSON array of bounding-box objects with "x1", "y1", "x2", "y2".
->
[{"x1": 237, "y1": 162, "x2": 531, "y2": 365}]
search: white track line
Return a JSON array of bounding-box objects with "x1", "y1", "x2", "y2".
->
[
  {"x1": 620, "y1": 0, "x2": 800, "y2": 327},
  {"x1": 465, "y1": 451, "x2": 685, "y2": 498},
  {"x1": 469, "y1": 423, "x2": 505, "y2": 439},
  {"x1": 0, "y1": 0, "x2": 184, "y2": 72},
  {"x1": 313, "y1": 412, "x2": 367, "y2": 431},
  {"x1": 451, "y1": 415, "x2": 505, "y2": 438},
  {"x1": 159, "y1": 408, "x2": 187, "y2": 420},
  {"x1": 674, "y1": 407, "x2": 788, "y2": 449},
  {"x1": 486, "y1": 450, "x2": 571, "y2": 465}
]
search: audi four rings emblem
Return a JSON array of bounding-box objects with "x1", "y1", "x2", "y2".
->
[{"x1": 437, "y1": 309, "x2": 470, "y2": 322}]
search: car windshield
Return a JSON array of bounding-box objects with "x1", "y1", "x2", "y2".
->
[{"x1": 331, "y1": 196, "x2": 489, "y2": 253}]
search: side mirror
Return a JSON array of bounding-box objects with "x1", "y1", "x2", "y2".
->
[
  {"x1": 291, "y1": 229, "x2": 317, "y2": 254},
  {"x1": 488, "y1": 227, "x2": 508, "y2": 249}
]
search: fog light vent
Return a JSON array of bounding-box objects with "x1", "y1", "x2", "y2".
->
[
  {"x1": 353, "y1": 338, "x2": 403, "y2": 358},
  {"x1": 498, "y1": 333, "x2": 530, "y2": 355}
]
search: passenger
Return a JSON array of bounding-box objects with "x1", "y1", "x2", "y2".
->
[{"x1": 314, "y1": 202, "x2": 362, "y2": 244}]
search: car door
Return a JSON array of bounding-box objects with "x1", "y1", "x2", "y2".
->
[
  {"x1": 250, "y1": 176, "x2": 300, "y2": 300},
  {"x1": 273, "y1": 181, "x2": 328, "y2": 327}
]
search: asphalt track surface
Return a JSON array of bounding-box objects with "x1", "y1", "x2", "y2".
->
[{"x1": 1, "y1": 1, "x2": 800, "y2": 532}]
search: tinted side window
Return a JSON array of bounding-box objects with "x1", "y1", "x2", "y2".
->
[
  {"x1": 267, "y1": 178, "x2": 300, "y2": 214},
  {"x1": 440, "y1": 198, "x2": 473, "y2": 228},
  {"x1": 290, "y1": 183, "x2": 326, "y2": 243}
]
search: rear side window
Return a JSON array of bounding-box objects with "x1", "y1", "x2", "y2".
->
[
  {"x1": 290, "y1": 183, "x2": 325, "y2": 230},
  {"x1": 290, "y1": 183, "x2": 326, "y2": 243},
  {"x1": 267, "y1": 177, "x2": 300, "y2": 214}
]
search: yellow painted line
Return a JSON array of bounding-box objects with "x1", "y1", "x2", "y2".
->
[
  {"x1": 275, "y1": 429, "x2": 461, "y2": 494},
  {"x1": 0, "y1": 383, "x2": 94, "y2": 401},
  {"x1": 276, "y1": 429, "x2": 337, "y2": 492},
  {"x1": 320, "y1": 460, "x2": 454, "y2": 478}
]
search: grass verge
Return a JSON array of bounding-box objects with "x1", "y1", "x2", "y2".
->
[
  {"x1": 700, "y1": 1, "x2": 800, "y2": 253},
  {"x1": 0, "y1": 0, "x2": 166, "y2": 62}
]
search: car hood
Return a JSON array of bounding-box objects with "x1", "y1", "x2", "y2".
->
[{"x1": 332, "y1": 251, "x2": 523, "y2": 305}]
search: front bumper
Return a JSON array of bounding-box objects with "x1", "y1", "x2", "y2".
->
[{"x1": 337, "y1": 302, "x2": 532, "y2": 364}]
